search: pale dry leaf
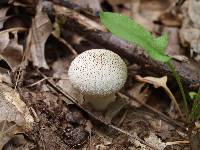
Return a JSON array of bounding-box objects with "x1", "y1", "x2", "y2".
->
[
  {"x1": 27, "y1": 0, "x2": 52, "y2": 69},
  {"x1": 0, "y1": 84, "x2": 33, "y2": 149},
  {"x1": 0, "y1": 30, "x2": 9, "y2": 52},
  {"x1": 0, "y1": 121, "x2": 20, "y2": 150},
  {"x1": 71, "y1": 0, "x2": 102, "y2": 13},
  {"x1": 164, "y1": 27, "x2": 183, "y2": 56},
  {"x1": 144, "y1": 132, "x2": 167, "y2": 150},
  {"x1": 130, "y1": 132, "x2": 166, "y2": 150},
  {"x1": 0, "y1": 7, "x2": 10, "y2": 29},
  {"x1": 52, "y1": 58, "x2": 84, "y2": 104},
  {"x1": 0, "y1": 83, "x2": 34, "y2": 127},
  {"x1": 0, "y1": 67, "x2": 12, "y2": 84},
  {"x1": 1, "y1": 31, "x2": 23, "y2": 71},
  {"x1": 139, "y1": 0, "x2": 170, "y2": 21},
  {"x1": 107, "y1": 0, "x2": 130, "y2": 5},
  {"x1": 104, "y1": 97, "x2": 127, "y2": 123},
  {"x1": 180, "y1": 0, "x2": 200, "y2": 61}
]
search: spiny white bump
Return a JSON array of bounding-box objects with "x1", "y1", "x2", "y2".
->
[{"x1": 68, "y1": 49, "x2": 127, "y2": 96}]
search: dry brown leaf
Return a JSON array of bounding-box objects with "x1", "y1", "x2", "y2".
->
[
  {"x1": 0, "y1": 83, "x2": 34, "y2": 126},
  {"x1": 0, "y1": 121, "x2": 21, "y2": 149},
  {"x1": 0, "y1": 28, "x2": 26, "y2": 71},
  {"x1": 180, "y1": 0, "x2": 200, "y2": 62},
  {"x1": 0, "y1": 83, "x2": 34, "y2": 148},
  {"x1": 52, "y1": 58, "x2": 84, "y2": 104},
  {"x1": 1, "y1": 31, "x2": 23, "y2": 71},
  {"x1": 26, "y1": 0, "x2": 52, "y2": 69},
  {"x1": 128, "y1": 82, "x2": 152, "y2": 108},
  {"x1": 0, "y1": 30, "x2": 9, "y2": 52},
  {"x1": 104, "y1": 97, "x2": 127, "y2": 123},
  {"x1": 0, "y1": 67, "x2": 12, "y2": 84},
  {"x1": 0, "y1": 7, "x2": 10, "y2": 29},
  {"x1": 127, "y1": 0, "x2": 171, "y2": 32},
  {"x1": 71, "y1": 0, "x2": 102, "y2": 13},
  {"x1": 107, "y1": 0, "x2": 130, "y2": 5},
  {"x1": 136, "y1": 75, "x2": 184, "y2": 120}
]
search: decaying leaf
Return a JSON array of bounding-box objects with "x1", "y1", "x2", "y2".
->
[
  {"x1": 0, "y1": 83, "x2": 34, "y2": 149},
  {"x1": 1, "y1": 31, "x2": 23, "y2": 71},
  {"x1": 0, "y1": 7, "x2": 10, "y2": 29},
  {"x1": 26, "y1": 0, "x2": 52, "y2": 69},
  {"x1": 0, "y1": 67, "x2": 11, "y2": 85},
  {"x1": 71, "y1": 0, "x2": 102, "y2": 14},
  {"x1": 144, "y1": 132, "x2": 167, "y2": 150},
  {"x1": 0, "y1": 83, "x2": 34, "y2": 126},
  {"x1": 0, "y1": 30, "x2": 9, "y2": 52},
  {"x1": 130, "y1": 132, "x2": 166, "y2": 150},
  {"x1": 180, "y1": 0, "x2": 200, "y2": 62},
  {"x1": 128, "y1": 82, "x2": 152, "y2": 107},
  {"x1": 0, "y1": 121, "x2": 20, "y2": 149},
  {"x1": 52, "y1": 58, "x2": 84, "y2": 104},
  {"x1": 0, "y1": 28, "x2": 26, "y2": 71},
  {"x1": 136, "y1": 75, "x2": 183, "y2": 119}
]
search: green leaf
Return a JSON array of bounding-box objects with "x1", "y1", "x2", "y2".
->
[
  {"x1": 100, "y1": 12, "x2": 171, "y2": 62},
  {"x1": 154, "y1": 33, "x2": 168, "y2": 53},
  {"x1": 189, "y1": 92, "x2": 197, "y2": 100}
]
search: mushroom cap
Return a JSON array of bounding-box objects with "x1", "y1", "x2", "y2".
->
[{"x1": 68, "y1": 49, "x2": 127, "y2": 96}]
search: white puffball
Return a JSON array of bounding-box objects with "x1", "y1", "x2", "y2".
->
[{"x1": 68, "y1": 49, "x2": 127, "y2": 96}]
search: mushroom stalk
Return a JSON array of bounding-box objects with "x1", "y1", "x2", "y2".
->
[{"x1": 84, "y1": 94, "x2": 116, "y2": 111}]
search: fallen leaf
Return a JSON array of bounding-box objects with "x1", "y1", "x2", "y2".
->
[
  {"x1": 144, "y1": 131, "x2": 167, "y2": 150},
  {"x1": 128, "y1": 82, "x2": 152, "y2": 108},
  {"x1": 104, "y1": 97, "x2": 127, "y2": 123},
  {"x1": 71, "y1": 0, "x2": 102, "y2": 14},
  {"x1": 0, "y1": 28, "x2": 27, "y2": 71},
  {"x1": 0, "y1": 30, "x2": 9, "y2": 52},
  {"x1": 0, "y1": 83, "x2": 34, "y2": 148},
  {"x1": 26, "y1": 0, "x2": 52, "y2": 69},
  {"x1": 1, "y1": 31, "x2": 23, "y2": 71},
  {"x1": 180, "y1": 0, "x2": 200, "y2": 62},
  {"x1": 0, "y1": 83, "x2": 34, "y2": 126},
  {"x1": 0, "y1": 7, "x2": 10, "y2": 29},
  {"x1": 52, "y1": 58, "x2": 84, "y2": 104},
  {"x1": 0, "y1": 67, "x2": 12, "y2": 84}
]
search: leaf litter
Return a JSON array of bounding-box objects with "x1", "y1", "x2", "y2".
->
[{"x1": 0, "y1": 0, "x2": 197, "y2": 149}]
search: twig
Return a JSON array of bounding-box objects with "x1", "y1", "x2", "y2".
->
[
  {"x1": 39, "y1": 72, "x2": 159, "y2": 150},
  {"x1": 166, "y1": 140, "x2": 189, "y2": 145},
  {"x1": 117, "y1": 92, "x2": 187, "y2": 131},
  {"x1": 52, "y1": 32, "x2": 78, "y2": 55},
  {"x1": 25, "y1": 77, "x2": 52, "y2": 87}
]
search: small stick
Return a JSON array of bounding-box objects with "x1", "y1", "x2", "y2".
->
[{"x1": 117, "y1": 92, "x2": 187, "y2": 131}]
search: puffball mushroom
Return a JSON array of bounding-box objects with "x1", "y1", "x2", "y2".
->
[{"x1": 68, "y1": 49, "x2": 127, "y2": 111}]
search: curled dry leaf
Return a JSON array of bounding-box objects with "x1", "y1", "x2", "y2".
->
[
  {"x1": 0, "y1": 83, "x2": 34, "y2": 149},
  {"x1": 0, "y1": 7, "x2": 10, "y2": 29},
  {"x1": 135, "y1": 75, "x2": 184, "y2": 120},
  {"x1": 180, "y1": 0, "x2": 200, "y2": 62},
  {"x1": 71, "y1": 0, "x2": 102, "y2": 14},
  {"x1": 128, "y1": 82, "x2": 152, "y2": 108},
  {"x1": 0, "y1": 83, "x2": 34, "y2": 126},
  {"x1": 26, "y1": 0, "x2": 52, "y2": 69},
  {"x1": 52, "y1": 58, "x2": 84, "y2": 104},
  {"x1": 0, "y1": 28, "x2": 26, "y2": 71},
  {"x1": 130, "y1": 132, "x2": 166, "y2": 150}
]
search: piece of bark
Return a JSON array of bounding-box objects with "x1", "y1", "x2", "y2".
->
[{"x1": 50, "y1": 3, "x2": 200, "y2": 89}]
